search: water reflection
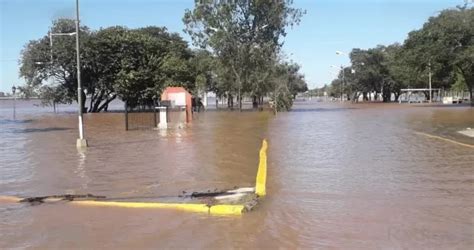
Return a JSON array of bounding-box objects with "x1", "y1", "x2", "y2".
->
[{"x1": 75, "y1": 148, "x2": 89, "y2": 191}]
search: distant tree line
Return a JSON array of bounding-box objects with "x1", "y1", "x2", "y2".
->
[
  {"x1": 315, "y1": 5, "x2": 473, "y2": 105},
  {"x1": 19, "y1": 0, "x2": 308, "y2": 112}
]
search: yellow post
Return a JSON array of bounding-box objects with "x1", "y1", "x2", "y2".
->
[{"x1": 255, "y1": 139, "x2": 268, "y2": 197}]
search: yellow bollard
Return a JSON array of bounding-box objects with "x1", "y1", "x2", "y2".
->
[
  {"x1": 72, "y1": 200, "x2": 211, "y2": 213},
  {"x1": 255, "y1": 139, "x2": 268, "y2": 197}
]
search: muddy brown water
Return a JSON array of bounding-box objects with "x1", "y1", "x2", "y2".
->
[{"x1": 1, "y1": 99, "x2": 473, "y2": 249}]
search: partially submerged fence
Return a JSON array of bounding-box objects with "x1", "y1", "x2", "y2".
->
[
  {"x1": 124, "y1": 100, "x2": 159, "y2": 130},
  {"x1": 124, "y1": 100, "x2": 191, "y2": 130}
]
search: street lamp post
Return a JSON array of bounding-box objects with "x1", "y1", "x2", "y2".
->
[
  {"x1": 47, "y1": 31, "x2": 76, "y2": 113},
  {"x1": 12, "y1": 86, "x2": 16, "y2": 120},
  {"x1": 340, "y1": 65, "x2": 345, "y2": 102},
  {"x1": 75, "y1": 0, "x2": 87, "y2": 148},
  {"x1": 336, "y1": 51, "x2": 347, "y2": 102},
  {"x1": 428, "y1": 58, "x2": 432, "y2": 103}
]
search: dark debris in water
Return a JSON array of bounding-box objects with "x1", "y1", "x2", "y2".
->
[{"x1": 20, "y1": 194, "x2": 106, "y2": 205}]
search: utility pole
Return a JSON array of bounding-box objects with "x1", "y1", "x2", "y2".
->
[
  {"x1": 75, "y1": 0, "x2": 87, "y2": 148},
  {"x1": 428, "y1": 59, "x2": 432, "y2": 103},
  {"x1": 335, "y1": 51, "x2": 347, "y2": 102},
  {"x1": 12, "y1": 86, "x2": 16, "y2": 120},
  {"x1": 341, "y1": 65, "x2": 345, "y2": 102}
]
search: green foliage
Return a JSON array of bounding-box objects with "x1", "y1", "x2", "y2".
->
[
  {"x1": 273, "y1": 89, "x2": 294, "y2": 112},
  {"x1": 326, "y1": 6, "x2": 473, "y2": 104},
  {"x1": 184, "y1": 0, "x2": 306, "y2": 110},
  {"x1": 20, "y1": 2, "x2": 308, "y2": 112},
  {"x1": 451, "y1": 68, "x2": 468, "y2": 92},
  {"x1": 38, "y1": 85, "x2": 69, "y2": 107},
  {"x1": 19, "y1": 20, "x2": 195, "y2": 111}
]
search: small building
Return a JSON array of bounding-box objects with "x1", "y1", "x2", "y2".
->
[{"x1": 161, "y1": 87, "x2": 193, "y2": 122}]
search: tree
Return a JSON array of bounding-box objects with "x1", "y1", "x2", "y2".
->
[
  {"x1": 183, "y1": 0, "x2": 305, "y2": 111},
  {"x1": 330, "y1": 5, "x2": 473, "y2": 104},
  {"x1": 347, "y1": 46, "x2": 391, "y2": 101},
  {"x1": 403, "y1": 6, "x2": 474, "y2": 105},
  {"x1": 38, "y1": 85, "x2": 68, "y2": 112},
  {"x1": 285, "y1": 63, "x2": 308, "y2": 98},
  {"x1": 20, "y1": 19, "x2": 87, "y2": 106},
  {"x1": 20, "y1": 20, "x2": 195, "y2": 111}
]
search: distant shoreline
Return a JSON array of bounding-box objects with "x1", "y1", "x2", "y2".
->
[{"x1": 0, "y1": 97, "x2": 39, "y2": 100}]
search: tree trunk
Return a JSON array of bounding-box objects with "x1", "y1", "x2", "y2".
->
[
  {"x1": 352, "y1": 92, "x2": 360, "y2": 103},
  {"x1": 88, "y1": 89, "x2": 95, "y2": 112},
  {"x1": 97, "y1": 95, "x2": 117, "y2": 112},
  {"x1": 363, "y1": 92, "x2": 368, "y2": 101},
  {"x1": 252, "y1": 95, "x2": 258, "y2": 109},
  {"x1": 422, "y1": 91, "x2": 431, "y2": 102},
  {"x1": 227, "y1": 94, "x2": 233, "y2": 109},
  {"x1": 382, "y1": 90, "x2": 391, "y2": 102},
  {"x1": 469, "y1": 85, "x2": 473, "y2": 107},
  {"x1": 90, "y1": 90, "x2": 104, "y2": 112},
  {"x1": 81, "y1": 90, "x2": 87, "y2": 113},
  {"x1": 458, "y1": 66, "x2": 473, "y2": 106},
  {"x1": 238, "y1": 88, "x2": 242, "y2": 112}
]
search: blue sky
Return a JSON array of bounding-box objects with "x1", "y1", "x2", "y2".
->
[{"x1": 0, "y1": 0, "x2": 466, "y2": 93}]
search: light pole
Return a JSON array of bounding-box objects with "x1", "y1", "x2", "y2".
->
[
  {"x1": 428, "y1": 58, "x2": 432, "y2": 103},
  {"x1": 341, "y1": 65, "x2": 345, "y2": 102},
  {"x1": 12, "y1": 86, "x2": 16, "y2": 120},
  {"x1": 75, "y1": 0, "x2": 87, "y2": 148},
  {"x1": 335, "y1": 51, "x2": 348, "y2": 102},
  {"x1": 36, "y1": 31, "x2": 75, "y2": 113},
  {"x1": 49, "y1": 31, "x2": 76, "y2": 63}
]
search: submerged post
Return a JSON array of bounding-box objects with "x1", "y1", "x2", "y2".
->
[{"x1": 157, "y1": 106, "x2": 167, "y2": 129}]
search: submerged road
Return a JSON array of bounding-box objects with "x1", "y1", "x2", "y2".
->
[{"x1": 0, "y1": 100, "x2": 473, "y2": 248}]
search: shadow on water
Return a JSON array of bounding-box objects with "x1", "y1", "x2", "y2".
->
[
  {"x1": 0, "y1": 119, "x2": 34, "y2": 124},
  {"x1": 91, "y1": 138, "x2": 160, "y2": 148},
  {"x1": 11, "y1": 127, "x2": 71, "y2": 134},
  {"x1": 290, "y1": 107, "x2": 357, "y2": 113}
]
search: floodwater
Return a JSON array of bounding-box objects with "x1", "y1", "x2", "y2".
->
[{"x1": 0, "y1": 99, "x2": 473, "y2": 249}]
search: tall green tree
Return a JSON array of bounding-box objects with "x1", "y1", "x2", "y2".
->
[
  {"x1": 20, "y1": 19, "x2": 89, "y2": 105},
  {"x1": 403, "y1": 6, "x2": 474, "y2": 104},
  {"x1": 183, "y1": 0, "x2": 305, "y2": 111},
  {"x1": 19, "y1": 20, "x2": 195, "y2": 111}
]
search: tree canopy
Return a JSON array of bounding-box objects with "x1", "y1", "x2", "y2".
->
[
  {"x1": 20, "y1": 20, "x2": 197, "y2": 111},
  {"x1": 183, "y1": 0, "x2": 307, "y2": 111},
  {"x1": 318, "y1": 5, "x2": 473, "y2": 104},
  {"x1": 19, "y1": 2, "x2": 309, "y2": 112}
]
